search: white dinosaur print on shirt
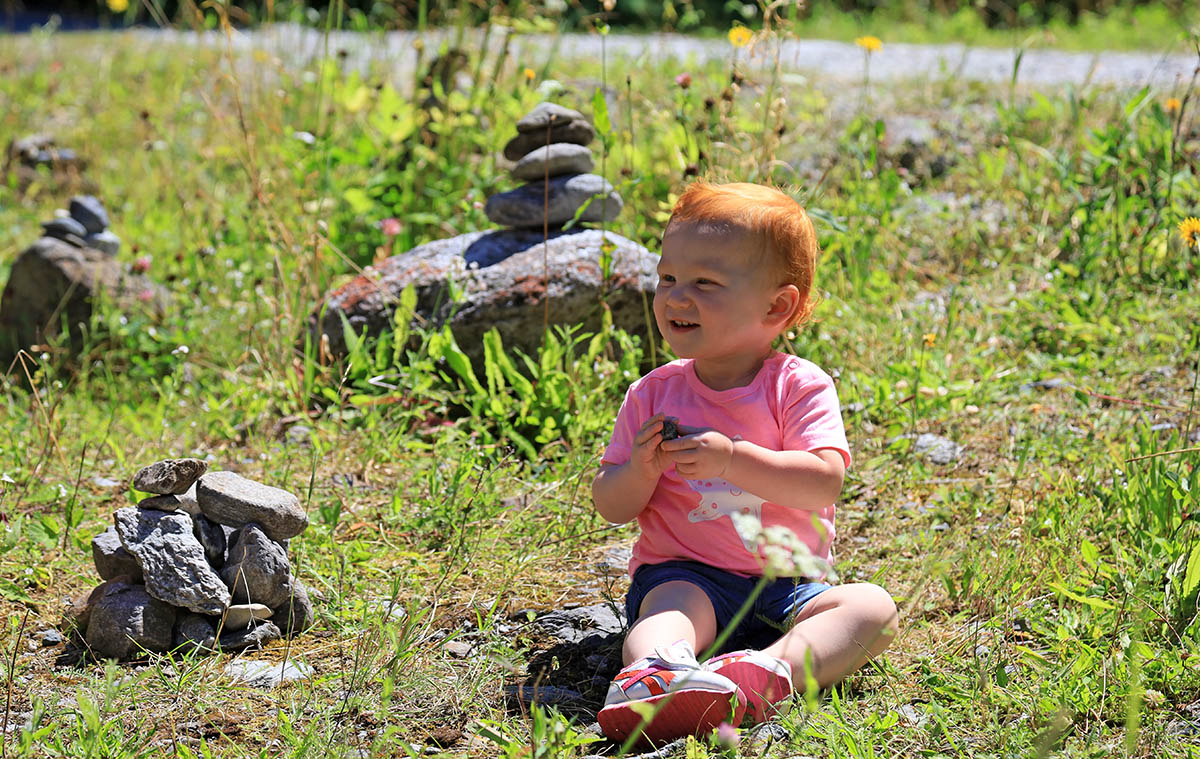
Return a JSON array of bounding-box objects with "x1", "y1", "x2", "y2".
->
[{"x1": 684, "y1": 472, "x2": 766, "y2": 553}]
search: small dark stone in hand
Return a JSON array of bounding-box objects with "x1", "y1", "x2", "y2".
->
[{"x1": 661, "y1": 418, "x2": 679, "y2": 441}]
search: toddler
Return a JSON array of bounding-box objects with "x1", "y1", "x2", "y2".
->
[{"x1": 592, "y1": 182, "x2": 898, "y2": 743}]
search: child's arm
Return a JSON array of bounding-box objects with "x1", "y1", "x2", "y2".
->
[
  {"x1": 661, "y1": 431, "x2": 845, "y2": 510},
  {"x1": 592, "y1": 413, "x2": 674, "y2": 524}
]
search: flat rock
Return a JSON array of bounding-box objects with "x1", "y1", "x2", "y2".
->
[
  {"x1": 503, "y1": 118, "x2": 595, "y2": 161},
  {"x1": 218, "y1": 620, "x2": 281, "y2": 653},
  {"x1": 192, "y1": 513, "x2": 227, "y2": 567},
  {"x1": 913, "y1": 433, "x2": 963, "y2": 465},
  {"x1": 83, "y1": 230, "x2": 120, "y2": 257},
  {"x1": 196, "y1": 472, "x2": 307, "y2": 541},
  {"x1": 220, "y1": 524, "x2": 293, "y2": 609},
  {"x1": 511, "y1": 143, "x2": 594, "y2": 181},
  {"x1": 85, "y1": 580, "x2": 176, "y2": 660},
  {"x1": 138, "y1": 494, "x2": 185, "y2": 512},
  {"x1": 269, "y1": 581, "x2": 315, "y2": 637},
  {"x1": 134, "y1": 458, "x2": 208, "y2": 495},
  {"x1": 0, "y1": 237, "x2": 168, "y2": 367},
  {"x1": 222, "y1": 604, "x2": 273, "y2": 630},
  {"x1": 532, "y1": 603, "x2": 623, "y2": 644},
  {"x1": 41, "y1": 217, "x2": 88, "y2": 244},
  {"x1": 113, "y1": 507, "x2": 231, "y2": 615},
  {"x1": 92, "y1": 527, "x2": 143, "y2": 582},
  {"x1": 515, "y1": 102, "x2": 585, "y2": 133},
  {"x1": 485, "y1": 173, "x2": 621, "y2": 228},
  {"x1": 503, "y1": 684, "x2": 585, "y2": 706},
  {"x1": 307, "y1": 228, "x2": 657, "y2": 367},
  {"x1": 224, "y1": 659, "x2": 313, "y2": 687},
  {"x1": 68, "y1": 196, "x2": 110, "y2": 234},
  {"x1": 173, "y1": 612, "x2": 216, "y2": 653}
]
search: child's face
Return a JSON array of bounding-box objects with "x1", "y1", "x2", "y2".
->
[{"x1": 654, "y1": 223, "x2": 798, "y2": 372}]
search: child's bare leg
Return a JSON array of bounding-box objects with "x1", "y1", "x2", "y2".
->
[
  {"x1": 622, "y1": 581, "x2": 717, "y2": 665},
  {"x1": 761, "y1": 582, "x2": 898, "y2": 690}
]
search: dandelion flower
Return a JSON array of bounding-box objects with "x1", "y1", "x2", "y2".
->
[
  {"x1": 107, "y1": 0, "x2": 129, "y2": 12},
  {"x1": 855, "y1": 35, "x2": 883, "y2": 54},
  {"x1": 523, "y1": 67, "x2": 536, "y2": 82},
  {"x1": 1166, "y1": 97, "x2": 1182, "y2": 113},
  {"x1": 728, "y1": 25, "x2": 752, "y2": 48},
  {"x1": 1179, "y1": 216, "x2": 1200, "y2": 248},
  {"x1": 922, "y1": 332, "x2": 936, "y2": 348}
]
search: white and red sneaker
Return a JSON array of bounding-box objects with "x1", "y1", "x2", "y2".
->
[
  {"x1": 598, "y1": 640, "x2": 746, "y2": 744},
  {"x1": 702, "y1": 649, "x2": 792, "y2": 723}
]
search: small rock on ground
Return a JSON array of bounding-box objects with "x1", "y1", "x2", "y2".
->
[
  {"x1": 224, "y1": 658, "x2": 313, "y2": 687},
  {"x1": 913, "y1": 433, "x2": 963, "y2": 465}
]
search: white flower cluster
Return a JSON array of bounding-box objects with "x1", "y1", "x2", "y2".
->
[{"x1": 730, "y1": 511, "x2": 837, "y2": 582}]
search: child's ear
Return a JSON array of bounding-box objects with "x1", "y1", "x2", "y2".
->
[{"x1": 766, "y1": 285, "x2": 801, "y2": 325}]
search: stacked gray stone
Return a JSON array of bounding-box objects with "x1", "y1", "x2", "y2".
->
[
  {"x1": 484, "y1": 102, "x2": 624, "y2": 229},
  {"x1": 36, "y1": 195, "x2": 121, "y2": 256},
  {"x1": 67, "y1": 459, "x2": 314, "y2": 661}
]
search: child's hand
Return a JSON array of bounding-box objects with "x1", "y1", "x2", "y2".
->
[
  {"x1": 661, "y1": 426, "x2": 734, "y2": 479},
  {"x1": 629, "y1": 413, "x2": 676, "y2": 480}
]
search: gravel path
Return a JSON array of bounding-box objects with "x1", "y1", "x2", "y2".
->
[{"x1": 137, "y1": 23, "x2": 1196, "y2": 90}]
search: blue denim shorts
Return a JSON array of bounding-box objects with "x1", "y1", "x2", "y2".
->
[{"x1": 625, "y1": 560, "x2": 831, "y2": 654}]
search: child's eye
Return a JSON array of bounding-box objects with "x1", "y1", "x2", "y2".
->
[
  {"x1": 696, "y1": 278, "x2": 716, "y2": 286},
  {"x1": 659, "y1": 274, "x2": 675, "y2": 284}
]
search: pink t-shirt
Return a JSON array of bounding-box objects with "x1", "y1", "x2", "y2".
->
[{"x1": 601, "y1": 353, "x2": 851, "y2": 578}]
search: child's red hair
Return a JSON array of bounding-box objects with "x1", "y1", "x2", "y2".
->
[{"x1": 666, "y1": 182, "x2": 819, "y2": 327}]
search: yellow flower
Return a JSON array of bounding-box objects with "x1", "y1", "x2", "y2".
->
[
  {"x1": 1166, "y1": 97, "x2": 1182, "y2": 113},
  {"x1": 922, "y1": 332, "x2": 936, "y2": 348},
  {"x1": 1179, "y1": 216, "x2": 1200, "y2": 248},
  {"x1": 523, "y1": 67, "x2": 536, "y2": 82},
  {"x1": 855, "y1": 35, "x2": 883, "y2": 54},
  {"x1": 728, "y1": 25, "x2": 752, "y2": 48},
  {"x1": 107, "y1": 0, "x2": 129, "y2": 11}
]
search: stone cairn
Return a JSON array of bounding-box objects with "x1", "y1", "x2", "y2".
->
[
  {"x1": 37, "y1": 195, "x2": 122, "y2": 257},
  {"x1": 484, "y1": 102, "x2": 624, "y2": 230},
  {"x1": 66, "y1": 459, "x2": 314, "y2": 661}
]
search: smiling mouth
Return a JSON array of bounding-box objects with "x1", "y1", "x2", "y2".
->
[{"x1": 670, "y1": 320, "x2": 698, "y2": 329}]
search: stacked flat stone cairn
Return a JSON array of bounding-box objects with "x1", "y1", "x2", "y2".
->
[
  {"x1": 38, "y1": 195, "x2": 122, "y2": 256},
  {"x1": 484, "y1": 102, "x2": 623, "y2": 229},
  {"x1": 68, "y1": 459, "x2": 314, "y2": 661},
  {"x1": 308, "y1": 100, "x2": 659, "y2": 368}
]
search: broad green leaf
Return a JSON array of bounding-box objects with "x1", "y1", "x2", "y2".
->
[
  {"x1": 1080, "y1": 539, "x2": 1099, "y2": 567},
  {"x1": 1048, "y1": 581, "x2": 1114, "y2": 611},
  {"x1": 1181, "y1": 542, "x2": 1200, "y2": 603},
  {"x1": 343, "y1": 187, "x2": 373, "y2": 215},
  {"x1": 592, "y1": 87, "x2": 611, "y2": 135}
]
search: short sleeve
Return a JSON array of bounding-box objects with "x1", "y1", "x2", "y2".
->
[
  {"x1": 780, "y1": 368, "x2": 851, "y2": 469},
  {"x1": 601, "y1": 384, "x2": 644, "y2": 466}
]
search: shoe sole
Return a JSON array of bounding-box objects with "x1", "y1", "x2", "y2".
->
[
  {"x1": 713, "y1": 662, "x2": 791, "y2": 723},
  {"x1": 598, "y1": 688, "x2": 746, "y2": 745}
]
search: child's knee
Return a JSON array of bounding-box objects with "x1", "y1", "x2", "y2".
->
[{"x1": 844, "y1": 582, "x2": 899, "y2": 642}]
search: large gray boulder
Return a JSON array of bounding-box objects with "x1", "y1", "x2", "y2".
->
[
  {"x1": 196, "y1": 472, "x2": 307, "y2": 541},
  {"x1": 307, "y1": 228, "x2": 657, "y2": 365},
  {"x1": 84, "y1": 580, "x2": 176, "y2": 660},
  {"x1": 91, "y1": 528, "x2": 143, "y2": 582},
  {"x1": 0, "y1": 237, "x2": 167, "y2": 367},
  {"x1": 113, "y1": 507, "x2": 231, "y2": 615},
  {"x1": 485, "y1": 173, "x2": 622, "y2": 228},
  {"x1": 220, "y1": 524, "x2": 292, "y2": 609}
]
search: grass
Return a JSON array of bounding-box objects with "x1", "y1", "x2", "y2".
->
[{"x1": 1, "y1": 8, "x2": 1200, "y2": 759}]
